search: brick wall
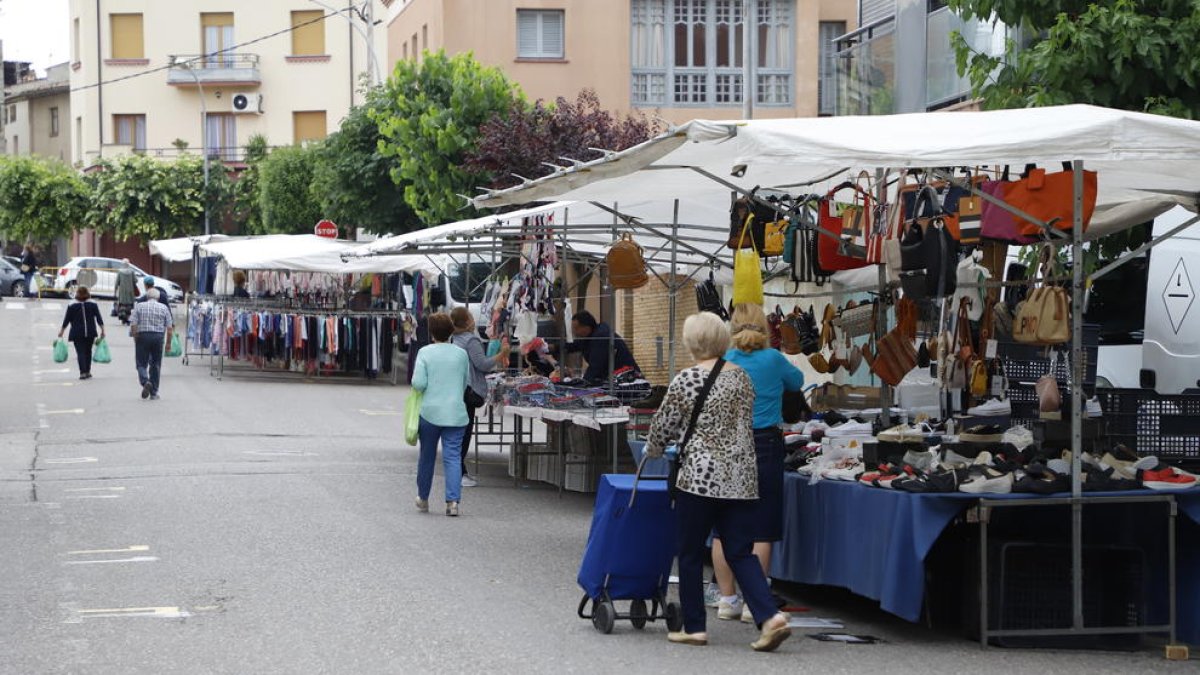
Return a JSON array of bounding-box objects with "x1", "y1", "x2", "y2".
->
[{"x1": 630, "y1": 275, "x2": 699, "y2": 386}]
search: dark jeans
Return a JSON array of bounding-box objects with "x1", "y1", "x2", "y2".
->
[
  {"x1": 72, "y1": 337, "x2": 95, "y2": 375},
  {"x1": 462, "y1": 401, "x2": 480, "y2": 475},
  {"x1": 135, "y1": 332, "x2": 165, "y2": 394},
  {"x1": 676, "y1": 491, "x2": 776, "y2": 634},
  {"x1": 750, "y1": 428, "x2": 786, "y2": 542}
]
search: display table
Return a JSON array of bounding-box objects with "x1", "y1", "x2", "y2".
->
[
  {"x1": 770, "y1": 474, "x2": 1200, "y2": 646},
  {"x1": 504, "y1": 405, "x2": 629, "y2": 493}
]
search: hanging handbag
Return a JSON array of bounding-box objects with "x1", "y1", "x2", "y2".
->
[
  {"x1": 899, "y1": 186, "x2": 959, "y2": 300},
  {"x1": 817, "y1": 183, "x2": 874, "y2": 273},
  {"x1": 1013, "y1": 244, "x2": 1071, "y2": 345},
  {"x1": 728, "y1": 191, "x2": 774, "y2": 250},
  {"x1": 941, "y1": 168, "x2": 986, "y2": 244},
  {"x1": 732, "y1": 216, "x2": 764, "y2": 306},
  {"x1": 763, "y1": 218, "x2": 786, "y2": 257},
  {"x1": 979, "y1": 168, "x2": 1036, "y2": 244},
  {"x1": 841, "y1": 171, "x2": 875, "y2": 258},
  {"x1": 768, "y1": 306, "x2": 784, "y2": 349},
  {"x1": 695, "y1": 274, "x2": 729, "y2": 320},
  {"x1": 834, "y1": 300, "x2": 874, "y2": 338},
  {"x1": 606, "y1": 233, "x2": 649, "y2": 289},
  {"x1": 669, "y1": 358, "x2": 725, "y2": 499},
  {"x1": 870, "y1": 298, "x2": 918, "y2": 386},
  {"x1": 1008, "y1": 163, "x2": 1098, "y2": 237}
]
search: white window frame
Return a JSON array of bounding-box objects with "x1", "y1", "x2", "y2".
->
[
  {"x1": 516, "y1": 9, "x2": 565, "y2": 59},
  {"x1": 631, "y1": 0, "x2": 793, "y2": 108}
]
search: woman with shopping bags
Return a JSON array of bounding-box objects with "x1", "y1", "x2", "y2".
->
[
  {"x1": 410, "y1": 312, "x2": 471, "y2": 517},
  {"x1": 57, "y1": 286, "x2": 106, "y2": 380}
]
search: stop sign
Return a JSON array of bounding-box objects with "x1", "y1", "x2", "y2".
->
[{"x1": 314, "y1": 219, "x2": 339, "y2": 239}]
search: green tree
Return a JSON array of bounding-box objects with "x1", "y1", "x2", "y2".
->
[
  {"x1": 256, "y1": 144, "x2": 321, "y2": 234},
  {"x1": 0, "y1": 155, "x2": 89, "y2": 243},
  {"x1": 371, "y1": 51, "x2": 523, "y2": 225},
  {"x1": 85, "y1": 154, "x2": 232, "y2": 241},
  {"x1": 233, "y1": 134, "x2": 270, "y2": 234},
  {"x1": 949, "y1": 0, "x2": 1200, "y2": 117},
  {"x1": 311, "y1": 88, "x2": 418, "y2": 235}
]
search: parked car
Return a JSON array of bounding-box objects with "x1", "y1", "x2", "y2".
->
[
  {"x1": 2, "y1": 256, "x2": 53, "y2": 296},
  {"x1": 51, "y1": 257, "x2": 184, "y2": 303}
]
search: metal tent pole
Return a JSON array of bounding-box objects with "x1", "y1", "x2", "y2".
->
[
  {"x1": 1071, "y1": 160, "x2": 1085, "y2": 629},
  {"x1": 609, "y1": 206, "x2": 619, "y2": 475},
  {"x1": 668, "y1": 200, "x2": 680, "y2": 380}
]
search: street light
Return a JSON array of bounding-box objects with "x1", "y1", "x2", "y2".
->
[
  {"x1": 309, "y1": 0, "x2": 382, "y2": 87},
  {"x1": 178, "y1": 58, "x2": 211, "y2": 236}
]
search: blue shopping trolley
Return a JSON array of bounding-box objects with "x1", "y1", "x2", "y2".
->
[{"x1": 576, "y1": 450, "x2": 683, "y2": 634}]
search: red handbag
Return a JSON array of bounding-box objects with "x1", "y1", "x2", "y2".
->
[
  {"x1": 816, "y1": 183, "x2": 873, "y2": 274},
  {"x1": 1010, "y1": 166, "x2": 1097, "y2": 237}
]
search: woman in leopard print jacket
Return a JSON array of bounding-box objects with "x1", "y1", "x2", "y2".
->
[{"x1": 646, "y1": 311, "x2": 791, "y2": 652}]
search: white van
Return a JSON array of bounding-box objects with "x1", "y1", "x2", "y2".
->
[{"x1": 1092, "y1": 206, "x2": 1200, "y2": 394}]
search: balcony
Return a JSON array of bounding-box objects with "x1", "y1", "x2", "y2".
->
[{"x1": 167, "y1": 54, "x2": 261, "y2": 87}]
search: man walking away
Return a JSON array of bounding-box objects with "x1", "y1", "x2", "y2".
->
[
  {"x1": 137, "y1": 276, "x2": 171, "y2": 307},
  {"x1": 130, "y1": 288, "x2": 174, "y2": 400}
]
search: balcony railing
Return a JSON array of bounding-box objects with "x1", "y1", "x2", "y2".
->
[{"x1": 166, "y1": 54, "x2": 261, "y2": 86}]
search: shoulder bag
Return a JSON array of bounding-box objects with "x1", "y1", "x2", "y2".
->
[
  {"x1": 669, "y1": 359, "x2": 726, "y2": 500},
  {"x1": 1013, "y1": 244, "x2": 1071, "y2": 345}
]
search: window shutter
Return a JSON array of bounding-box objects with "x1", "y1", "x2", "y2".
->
[
  {"x1": 110, "y1": 13, "x2": 144, "y2": 59},
  {"x1": 517, "y1": 11, "x2": 539, "y2": 56},
  {"x1": 541, "y1": 12, "x2": 563, "y2": 57},
  {"x1": 291, "y1": 11, "x2": 325, "y2": 56},
  {"x1": 860, "y1": 0, "x2": 895, "y2": 26}
]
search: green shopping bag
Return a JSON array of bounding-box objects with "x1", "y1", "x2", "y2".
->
[
  {"x1": 52, "y1": 339, "x2": 68, "y2": 363},
  {"x1": 404, "y1": 390, "x2": 423, "y2": 445},
  {"x1": 92, "y1": 338, "x2": 111, "y2": 364},
  {"x1": 165, "y1": 332, "x2": 182, "y2": 358}
]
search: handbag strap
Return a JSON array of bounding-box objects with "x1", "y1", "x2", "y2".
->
[{"x1": 678, "y1": 358, "x2": 726, "y2": 460}]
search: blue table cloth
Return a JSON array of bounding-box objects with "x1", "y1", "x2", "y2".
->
[{"x1": 770, "y1": 474, "x2": 1200, "y2": 645}]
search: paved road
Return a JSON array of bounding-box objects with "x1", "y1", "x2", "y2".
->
[{"x1": 0, "y1": 298, "x2": 1189, "y2": 673}]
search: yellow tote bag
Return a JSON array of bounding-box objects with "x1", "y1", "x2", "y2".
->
[{"x1": 732, "y1": 218, "x2": 764, "y2": 306}]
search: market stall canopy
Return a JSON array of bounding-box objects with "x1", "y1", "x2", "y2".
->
[
  {"x1": 149, "y1": 235, "x2": 235, "y2": 262},
  {"x1": 473, "y1": 104, "x2": 1200, "y2": 240},
  {"x1": 356, "y1": 199, "x2": 738, "y2": 272},
  {"x1": 198, "y1": 234, "x2": 446, "y2": 275}
]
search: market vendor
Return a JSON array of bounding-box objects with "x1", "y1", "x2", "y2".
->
[{"x1": 566, "y1": 310, "x2": 640, "y2": 383}]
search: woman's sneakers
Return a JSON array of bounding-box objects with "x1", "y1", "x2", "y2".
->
[
  {"x1": 446, "y1": 501, "x2": 460, "y2": 517},
  {"x1": 415, "y1": 497, "x2": 429, "y2": 513},
  {"x1": 751, "y1": 612, "x2": 792, "y2": 652}
]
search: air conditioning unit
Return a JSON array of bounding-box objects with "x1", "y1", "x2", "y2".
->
[{"x1": 231, "y1": 93, "x2": 262, "y2": 114}]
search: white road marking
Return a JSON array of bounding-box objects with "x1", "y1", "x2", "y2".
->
[
  {"x1": 34, "y1": 382, "x2": 76, "y2": 387},
  {"x1": 38, "y1": 303, "x2": 66, "y2": 310},
  {"x1": 68, "y1": 545, "x2": 148, "y2": 555},
  {"x1": 42, "y1": 408, "x2": 85, "y2": 414},
  {"x1": 242, "y1": 450, "x2": 318, "y2": 457},
  {"x1": 359, "y1": 409, "x2": 402, "y2": 416},
  {"x1": 65, "y1": 494, "x2": 121, "y2": 500},
  {"x1": 64, "y1": 556, "x2": 159, "y2": 565},
  {"x1": 45, "y1": 457, "x2": 98, "y2": 464},
  {"x1": 34, "y1": 368, "x2": 71, "y2": 374},
  {"x1": 63, "y1": 487, "x2": 126, "y2": 493},
  {"x1": 73, "y1": 606, "x2": 190, "y2": 620},
  {"x1": 3, "y1": 304, "x2": 26, "y2": 310}
]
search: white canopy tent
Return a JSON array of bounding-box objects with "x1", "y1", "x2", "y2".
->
[
  {"x1": 473, "y1": 104, "x2": 1199, "y2": 238},
  {"x1": 149, "y1": 234, "x2": 235, "y2": 263},
  {"x1": 196, "y1": 234, "x2": 447, "y2": 276}
]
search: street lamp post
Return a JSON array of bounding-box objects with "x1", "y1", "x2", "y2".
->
[{"x1": 180, "y1": 59, "x2": 211, "y2": 236}]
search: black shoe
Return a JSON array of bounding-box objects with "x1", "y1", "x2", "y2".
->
[
  {"x1": 141, "y1": 382, "x2": 152, "y2": 399},
  {"x1": 79, "y1": 374, "x2": 87, "y2": 380}
]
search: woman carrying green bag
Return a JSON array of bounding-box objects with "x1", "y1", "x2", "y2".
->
[{"x1": 57, "y1": 286, "x2": 105, "y2": 380}]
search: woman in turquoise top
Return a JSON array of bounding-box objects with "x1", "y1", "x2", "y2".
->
[
  {"x1": 712, "y1": 303, "x2": 804, "y2": 623},
  {"x1": 412, "y1": 312, "x2": 471, "y2": 517}
]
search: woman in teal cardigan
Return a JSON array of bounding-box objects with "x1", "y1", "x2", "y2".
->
[{"x1": 412, "y1": 312, "x2": 471, "y2": 517}]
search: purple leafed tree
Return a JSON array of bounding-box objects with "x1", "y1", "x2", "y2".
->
[{"x1": 465, "y1": 89, "x2": 664, "y2": 192}]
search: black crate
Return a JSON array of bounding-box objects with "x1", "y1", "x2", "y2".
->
[
  {"x1": 998, "y1": 323, "x2": 1099, "y2": 388},
  {"x1": 1006, "y1": 382, "x2": 1074, "y2": 424},
  {"x1": 990, "y1": 542, "x2": 1145, "y2": 649},
  {"x1": 1096, "y1": 389, "x2": 1200, "y2": 467}
]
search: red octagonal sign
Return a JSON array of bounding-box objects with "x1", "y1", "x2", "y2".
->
[{"x1": 314, "y1": 219, "x2": 339, "y2": 239}]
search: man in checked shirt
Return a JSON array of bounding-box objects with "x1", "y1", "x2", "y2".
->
[{"x1": 129, "y1": 288, "x2": 175, "y2": 400}]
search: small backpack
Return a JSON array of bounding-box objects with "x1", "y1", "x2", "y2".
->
[
  {"x1": 607, "y1": 233, "x2": 649, "y2": 289},
  {"x1": 695, "y1": 276, "x2": 729, "y2": 320}
]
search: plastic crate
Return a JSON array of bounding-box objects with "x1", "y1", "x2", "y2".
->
[
  {"x1": 991, "y1": 542, "x2": 1145, "y2": 649},
  {"x1": 998, "y1": 323, "x2": 1099, "y2": 387},
  {"x1": 1096, "y1": 389, "x2": 1200, "y2": 467}
]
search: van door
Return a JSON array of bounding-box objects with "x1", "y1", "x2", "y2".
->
[{"x1": 1141, "y1": 207, "x2": 1200, "y2": 394}]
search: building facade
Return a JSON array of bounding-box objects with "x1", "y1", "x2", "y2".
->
[
  {"x1": 383, "y1": 0, "x2": 857, "y2": 124},
  {"x1": 2, "y1": 62, "x2": 72, "y2": 162},
  {"x1": 68, "y1": 0, "x2": 388, "y2": 167},
  {"x1": 835, "y1": 0, "x2": 1006, "y2": 115}
]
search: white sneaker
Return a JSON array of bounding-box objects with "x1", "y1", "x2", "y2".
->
[
  {"x1": 967, "y1": 398, "x2": 1012, "y2": 416},
  {"x1": 704, "y1": 583, "x2": 722, "y2": 608},
  {"x1": 415, "y1": 497, "x2": 429, "y2": 512},
  {"x1": 959, "y1": 470, "x2": 1014, "y2": 494},
  {"x1": 717, "y1": 598, "x2": 743, "y2": 620},
  {"x1": 741, "y1": 603, "x2": 753, "y2": 624},
  {"x1": 825, "y1": 420, "x2": 874, "y2": 438},
  {"x1": 461, "y1": 474, "x2": 478, "y2": 488},
  {"x1": 1086, "y1": 397, "x2": 1103, "y2": 418},
  {"x1": 939, "y1": 447, "x2": 974, "y2": 470},
  {"x1": 902, "y1": 448, "x2": 937, "y2": 473}
]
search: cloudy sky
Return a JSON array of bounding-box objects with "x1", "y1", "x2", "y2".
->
[{"x1": 0, "y1": 0, "x2": 70, "y2": 76}]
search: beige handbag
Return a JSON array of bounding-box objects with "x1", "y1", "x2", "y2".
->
[{"x1": 1013, "y1": 245, "x2": 1070, "y2": 345}]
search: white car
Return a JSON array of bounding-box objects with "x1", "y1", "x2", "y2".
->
[{"x1": 52, "y1": 257, "x2": 184, "y2": 303}]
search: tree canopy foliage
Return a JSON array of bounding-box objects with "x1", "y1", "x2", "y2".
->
[
  {"x1": 84, "y1": 154, "x2": 231, "y2": 241},
  {"x1": 372, "y1": 51, "x2": 524, "y2": 225},
  {"x1": 466, "y1": 89, "x2": 664, "y2": 192},
  {"x1": 949, "y1": 0, "x2": 1200, "y2": 117},
  {"x1": 256, "y1": 144, "x2": 322, "y2": 235},
  {"x1": 0, "y1": 155, "x2": 89, "y2": 243},
  {"x1": 312, "y1": 88, "x2": 418, "y2": 235}
]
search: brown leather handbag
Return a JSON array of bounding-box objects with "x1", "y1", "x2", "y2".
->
[
  {"x1": 607, "y1": 233, "x2": 649, "y2": 289},
  {"x1": 1013, "y1": 244, "x2": 1071, "y2": 345},
  {"x1": 870, "y1": 297, "x2": 918, "y2": 386}
]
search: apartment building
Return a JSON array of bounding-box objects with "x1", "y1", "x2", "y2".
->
[
  {"x1": 68, "y1": 0, "x2": 387, "y2": 167},
  {"x1": 835, "y1": 0, "x2": 1006, "y2": 115},
  {"x1": 383, "y1": 0, "x2": 857, "y2": 124},
  {"x1": 2, "y1": 62, "x2": 72, "y2": 162}
]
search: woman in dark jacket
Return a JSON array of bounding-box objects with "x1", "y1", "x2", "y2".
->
[
  {"x1": 58, "y1": 286, "x2": 105, "y2": 379},
  {"x1": 19, "y1": 245, "x2": 39, "y2": 299},
  {"x1": 449, "y1": 307, "x2": 508, "y2": 486}
]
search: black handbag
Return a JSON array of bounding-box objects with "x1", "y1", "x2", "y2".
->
[
  {"x1": 695, "y1": 274, "x2": 729, "y2": 320},
  {"x1": 669, "y1": 358, "x2": 725, "y2": 500},
  {"x1": 899, "y1": 186, "x2": 959, "y2": 299},
  {"x1": 463, "y1": 387, "x2": 485, "y2": 408},
  {"x1": 782, "y1": 387, "x2": 812, "y2": 424}
]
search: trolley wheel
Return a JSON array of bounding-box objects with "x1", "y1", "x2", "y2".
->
[
  {"x1": 592, "y1": 600, "x2": 616, "y2": 634},
  {"x1": 664, "y1": 601, "x2": 683, "y2": 632},
  {"x1": 629, "y1": 599, "x2": 649, "y2": 630}
]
